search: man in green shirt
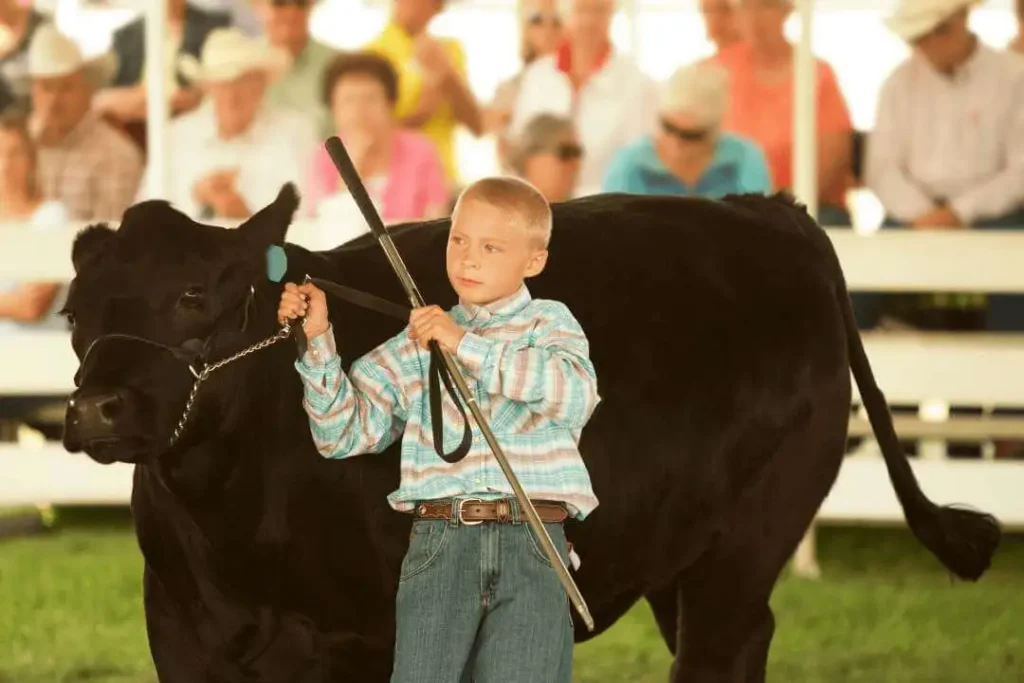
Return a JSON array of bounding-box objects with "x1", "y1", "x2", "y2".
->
[{"x1": 253, "y1": 0, "x2": 336, "y2": 138}]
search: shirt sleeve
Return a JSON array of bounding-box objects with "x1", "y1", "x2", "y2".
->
[
  {"x1": 453, "y1": 303, "x2": 600, "y2": 430},
  {"x1": 864, "y1": 68, "x2": 936, "y2": 222},
  {"x1": 294, "y1": 325, "x2": 410, "y2": 459},
  {"x1": 738, "y1": 141, "x2": 773, "y2": 194},
  {"x1": 950, "y1": 73, "x2": 1024, "y2": 224},
  {"x1": 600, "y1": 147, "x2": 635, "y2": 193},
  {"x1": 816, "y1": 61, "x2": 853, "y2": 135}
]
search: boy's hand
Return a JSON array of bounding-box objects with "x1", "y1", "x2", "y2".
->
[
  {"x1": 278, "y1": 282, "x2": 330, "y2": 339},
  {"x1": 409, "y1": 306, "x2": 465, "y2": 353}
]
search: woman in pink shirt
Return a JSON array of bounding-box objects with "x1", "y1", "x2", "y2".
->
[
  {"x1": 304, "y1": 51, "x2": 450, "y2": 228},
  {"x1": 713, "y1": 0, "x2": 854, "y2": 226}
]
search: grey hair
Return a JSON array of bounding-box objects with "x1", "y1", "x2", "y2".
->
[{"x1": 507, "y1": 113, "x2": 577, "y2": 176}]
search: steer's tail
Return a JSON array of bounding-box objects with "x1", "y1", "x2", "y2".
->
[{"x1": 814, "y1": 216, "x2": 1001, "y2": 581}]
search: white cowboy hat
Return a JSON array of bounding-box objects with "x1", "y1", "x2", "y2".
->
[
  {"x1": 25, "y1": 23, "x2": 117, "y2": 87},
  {"x1": 178, "y1": 27, "x2": 291, "y2": 84},
  {"x1": 884, "y1": 0, "x2": 983, "y2": 42}
]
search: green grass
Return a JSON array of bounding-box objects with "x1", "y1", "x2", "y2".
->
[{"x1": 1, "y1": 507, "x2": 1023, "y2": 683}]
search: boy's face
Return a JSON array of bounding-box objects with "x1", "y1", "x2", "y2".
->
[{"x1": 446, "y1": 199, "x2": 548, "y2": 306}]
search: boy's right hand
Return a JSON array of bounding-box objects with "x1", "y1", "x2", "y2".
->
[{"x1": 278, "y1": 282, "x2": 329, "y2": 339}]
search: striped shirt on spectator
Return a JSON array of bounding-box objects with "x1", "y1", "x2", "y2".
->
[
  {"x1": 294, "y1": 284, "x2": 601, "y2": 520},
  {"x1": 36, "y1": 111, "x2": 144, "y2": 222}
]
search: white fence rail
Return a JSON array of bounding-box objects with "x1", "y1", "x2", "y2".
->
[{"x1": 3, "y1": 226, "x2": 1024, "y2": 578}]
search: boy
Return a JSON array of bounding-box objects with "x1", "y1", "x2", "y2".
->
[{"x1": 277, "y1": 176, "x2": 600, "y2": 682}]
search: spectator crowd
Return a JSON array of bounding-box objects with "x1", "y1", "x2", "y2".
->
[{"x1": 1, "y1": 0, "x2": 1023, "y2": 338}]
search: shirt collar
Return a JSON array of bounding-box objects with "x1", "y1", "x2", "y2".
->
[
  {"x1": 53, "y1": 110, "x2": 100, "y2": 149},
  {"x1": 555, "y1": 38, "x2": 612, "y2": 88},
  {"x1": 637, "y1": 134, "x2": 737, "y2": 179},
  {"x1": 919, "y1": 38, "x2": 989, "y2": 83},
  {"x1": 454, "y1": 284, "x2": 532, "y2": 323},
  {"x1": 195, "y1": 100, "x2": 269, "y2": 144}
]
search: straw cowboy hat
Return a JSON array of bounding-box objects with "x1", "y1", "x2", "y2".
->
[
  {"x1": 25, "y1": 23, "x2": 118, "y2": 87},
  {"x1": 884, "y1": 0, "x2": 983, "y2": 42},
  {"x1": 178, "y1": 28, "x2": 291, "y2": 84}
]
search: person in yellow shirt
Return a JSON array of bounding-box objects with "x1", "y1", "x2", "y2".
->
[{"x1": 366, "y1": 0, "x2": 483, "y2": 188}]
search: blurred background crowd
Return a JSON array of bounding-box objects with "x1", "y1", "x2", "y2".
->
[{"x1": 1, "y1": 0, "x2": 1023, "y2": 340}]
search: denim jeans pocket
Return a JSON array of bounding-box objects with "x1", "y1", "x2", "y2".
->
[
  {"x1": 399, "y1": 520, "x2": 452, "y2": 582},
  {"x1": 525, "y1": 521, "x2": 568, "y2": 569}
]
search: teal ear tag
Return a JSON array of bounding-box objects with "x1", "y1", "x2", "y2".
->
[{"x1": 266, "y1": 245, "x2": 288, "y2": 283}]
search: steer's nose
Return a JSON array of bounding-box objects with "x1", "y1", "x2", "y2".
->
[{"x1": 64, "y1": 387, "x2": 130, "y2": 448}]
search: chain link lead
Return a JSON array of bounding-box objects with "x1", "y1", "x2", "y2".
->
[{"x1": 168, "y1": 325, "x2": 293, "y2": 448}]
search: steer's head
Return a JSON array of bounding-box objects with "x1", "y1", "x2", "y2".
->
[{"x1": 62, "y1": 184, "x2": 301, "y2": 465}]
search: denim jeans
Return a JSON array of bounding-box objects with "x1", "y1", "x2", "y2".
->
[{"x1": 390, "y1": 500, "x2": 574, "y2": 683}]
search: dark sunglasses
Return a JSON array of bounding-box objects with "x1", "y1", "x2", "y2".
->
[
  {"x1": 550, "y1": 142, "x2": 583, "y2": 161},
  {"x1": 526, "y1": 11, "x2": 562, "y2": 27},
  {"x1": 660, "y1": 118, "x2": 710, "y2": 142}
]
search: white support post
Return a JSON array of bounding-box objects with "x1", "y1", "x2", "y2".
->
[
  {"x1": 791, "y1": 0, "x2": 817, "y2": 220},
  {"x1": 144, "y1": 1, "x2": 169, "y2": 200},
  {"x1": 790, "y1": 0, "x2": 822, "y2": 581}
]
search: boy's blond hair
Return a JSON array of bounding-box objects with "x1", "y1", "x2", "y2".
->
[{"x1": 453, "y1": 176, "x2": 553, "y2": 248}]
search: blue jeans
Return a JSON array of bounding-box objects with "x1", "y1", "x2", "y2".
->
[{"x1": 390, "y1": 500, "x2": 574, "y2": 683}]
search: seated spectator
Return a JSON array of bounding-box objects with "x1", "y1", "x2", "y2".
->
[
  {"x1": 253, "y1": 0, "x2": 336, "y2": 138},
  {"x1": 93, "y1": 0, "x2": 231, "y2": 127},
  {"x1": 699, "y1": 0, "x2": 742, "y2": 55},
  {"x1": 138, "y1": 27, "x2": 314, "y2": 220},
  {"x1": 713, "y1": 0, "x2": 853, "y2": 226},
  {"x1": 486, "y1": 0, "x2": 564, "y2": 170},
  {"x1": 366, "y1": 0, "x2": 483, "y2": 188},
  {"x1": 506, "y1": 113, "x2": 582, "y2": 203},
  {"x1": 304, "y1": 51, "x2": 449, "y2": 227},
  {"x1": 602, "y1": 62, "x2": 771, "y2": 199},
  {"x1": 0, "y1": 0, "x2": 48, "y2": 115},
  {"x1": 865, "y1": 0, "x2": 1024, "y2": 333},
  {"x1": 26, "y1": 24, "x2": 143, "y2": 221},
  {"x1": 509, "y1": 0, "x2": 659, "y2": 198},
  {"x1": 0, "y1": 109, "x2": 69, "y2": 335}
]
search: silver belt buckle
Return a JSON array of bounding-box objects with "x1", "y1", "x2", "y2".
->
[{"x1": 458, "y1": 497, "x2": 484, "y2": 526}]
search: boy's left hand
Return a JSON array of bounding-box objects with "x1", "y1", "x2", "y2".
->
[{"x1": 409, "y1": 306, "x2": 465, "y2": 353}]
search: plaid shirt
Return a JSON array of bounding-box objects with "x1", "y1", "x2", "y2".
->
[
  {"x1": 295, "y1": 285, "x2": 601, "y2": 520},
  {"x1": 36, "y1": 112, "x2": 144, "y2": 222}
]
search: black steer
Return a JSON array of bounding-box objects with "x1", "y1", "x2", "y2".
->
[{"x1": 61, "y1": 184, "x2": 1000, "y2": 682}]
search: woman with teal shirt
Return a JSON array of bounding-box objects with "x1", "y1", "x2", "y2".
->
[{"x1": 602, "y1": 61, "x2": 772, "y2": 199}]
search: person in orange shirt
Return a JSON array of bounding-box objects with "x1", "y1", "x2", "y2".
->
[
  {"x1": 366, "y1": 0, "x2": 483, "y2": 189},
  {"x1": 712, "y1": 0, "x2": 854, "y2": 227}
]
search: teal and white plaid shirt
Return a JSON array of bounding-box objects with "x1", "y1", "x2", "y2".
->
[{"x1": 294, "y1": 284, "x2": 601, "y2": 520}]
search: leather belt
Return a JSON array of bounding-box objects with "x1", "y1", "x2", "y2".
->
[{"x1": 413, "y1": 498, "x2": 569, "y2": 525}]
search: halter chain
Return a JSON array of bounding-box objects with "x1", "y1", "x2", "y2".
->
[{"x1": 169, "y1": 325, "x2": 293, "y2": 447}]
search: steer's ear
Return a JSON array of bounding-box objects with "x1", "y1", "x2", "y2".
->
[
  {"x1": 72, "y1": 223, "x2": 116, "y2": 273},
  {"x1": 238, "y1": 182, "x2": 300, "y2": 248}
]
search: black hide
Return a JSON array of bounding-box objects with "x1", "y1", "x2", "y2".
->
[{"x1": 61, "y1": 188, "x2": 1000, "y2": 683}]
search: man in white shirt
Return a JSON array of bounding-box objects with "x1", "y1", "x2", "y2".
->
[
  {"x1": 138, "y1": 27, "x2": 315, "y2": 220},
  {"x1": 866, "y1": 0, "x2": 1024, "y2": 332},
  {"x1": 508, "y1": 0, "x2": 658, "y2": 198}
]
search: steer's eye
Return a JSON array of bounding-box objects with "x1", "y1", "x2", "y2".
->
[
  {"x1": 58, "y1": 307, "x2": 75, "y2": 327},
  {"x1": 178, "y1": 286, "x2": 205, "y2": 310}
]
